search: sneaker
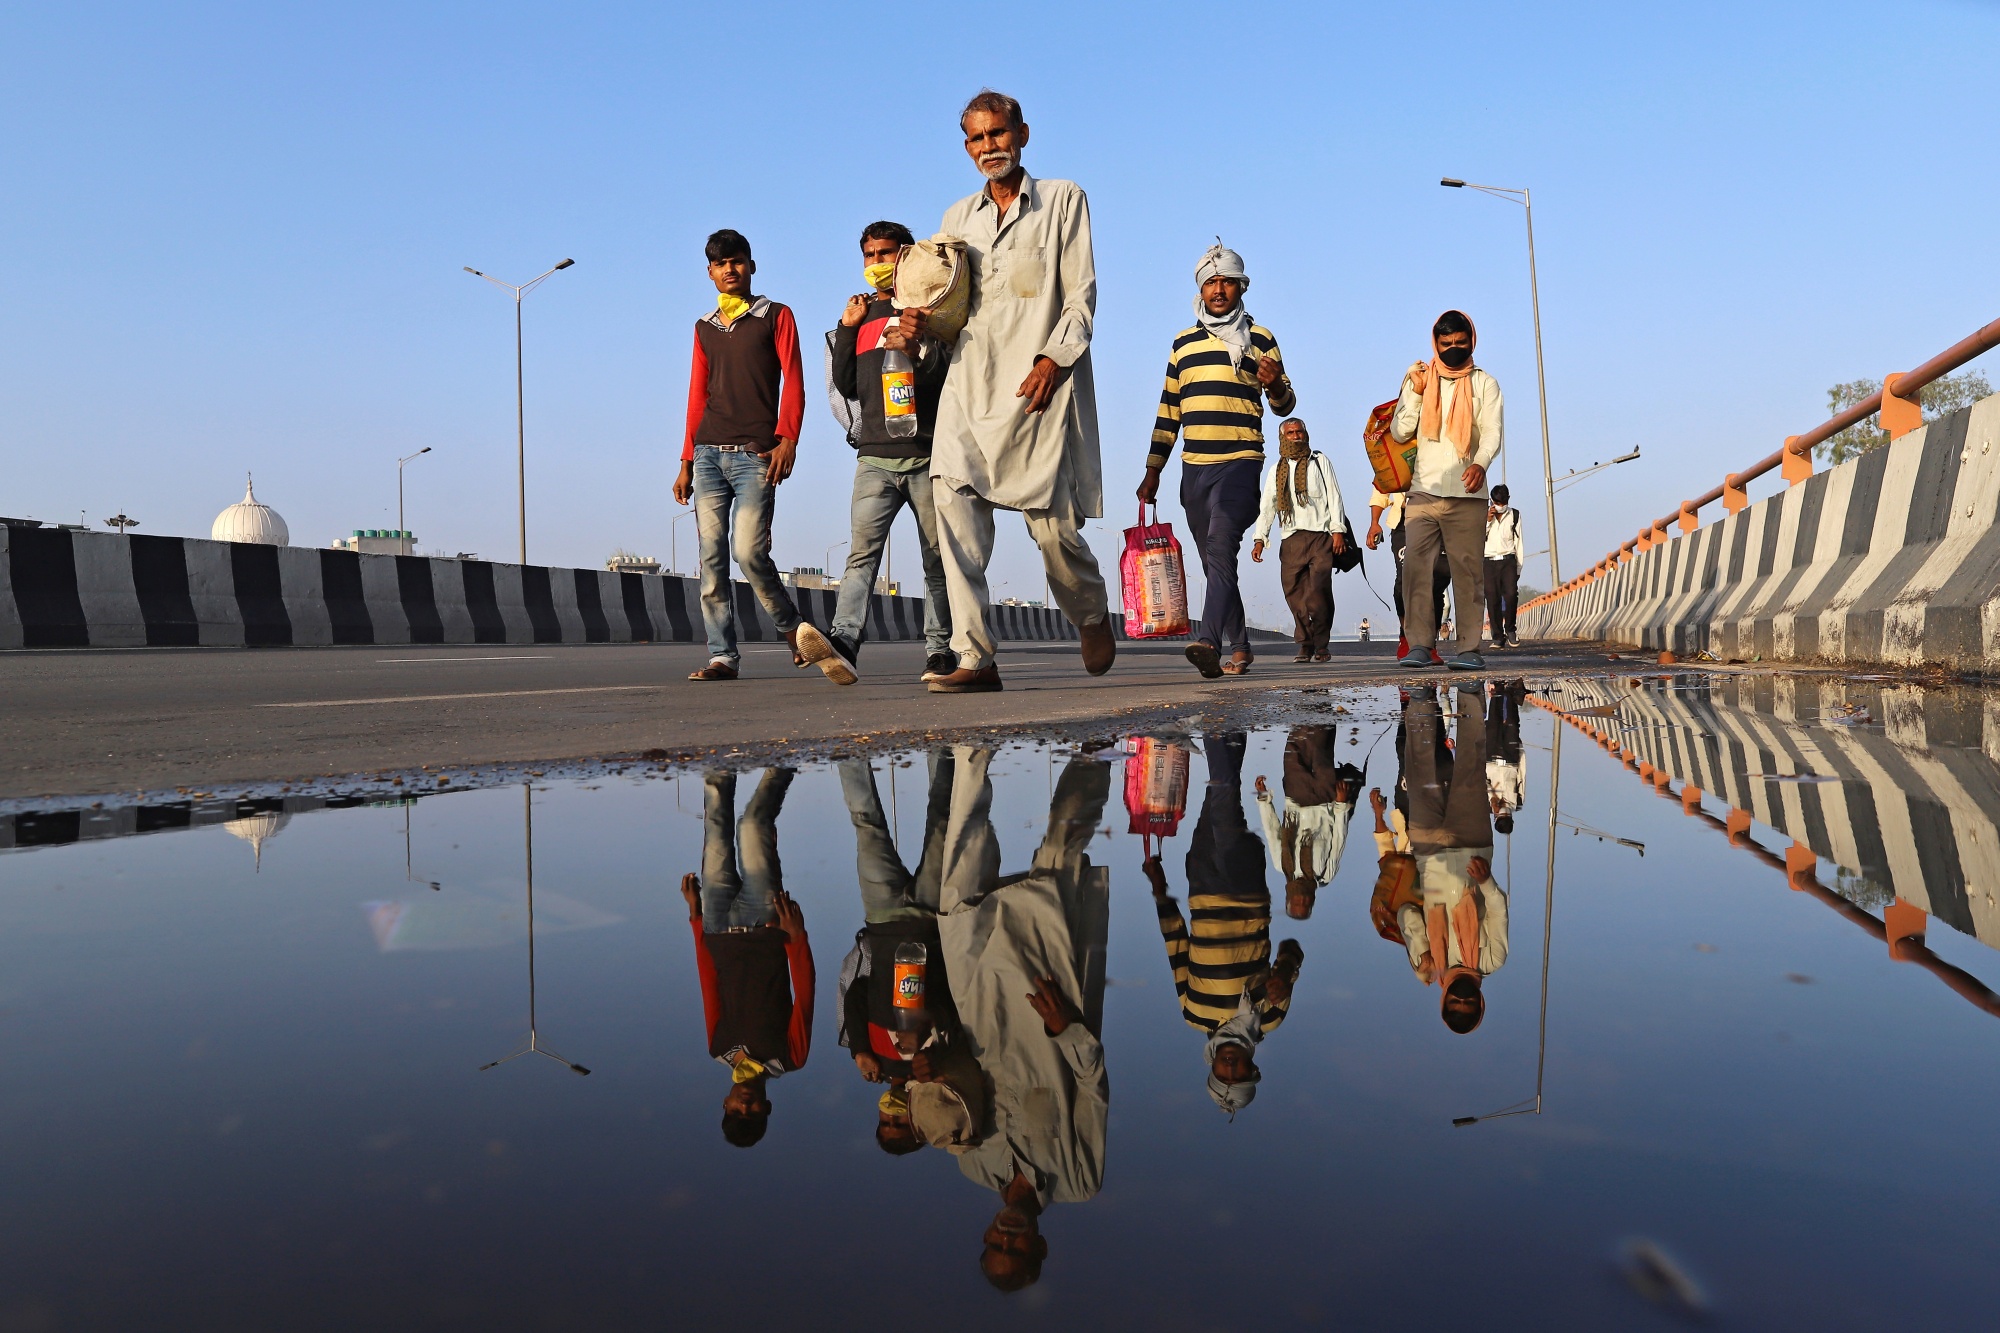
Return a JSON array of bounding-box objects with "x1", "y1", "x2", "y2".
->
[
  {"x1": 1507, "y1": 634, "x2": 1522, "y2": 649},
  {"x1": 793, "y1": 623, "x2": 857, "y2": 686},
  {"x1": 1396, "y1": 633, "x2": 1410, "y2": 659},
  {"x1": 1445, "y1": 651, "x2": 1485, "y2": 671},
  {"x1": 921, "y1": 652, "x2": 957, "y2": 683},
  {"x1": 1398, "y1": 650, "x2": 1435, "y2": 669}
]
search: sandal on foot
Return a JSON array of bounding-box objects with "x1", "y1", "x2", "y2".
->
[
  {"x1": 1185, "y1": 642, "x2": 1223, "y2": 679},
  {"x1": 688, "y1": 660, "x2": 738, "y2": 681}
]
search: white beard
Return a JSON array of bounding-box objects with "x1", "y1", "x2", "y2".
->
[{"x1": 978, "y1": 151, "x2": 1018, "y2": 181}]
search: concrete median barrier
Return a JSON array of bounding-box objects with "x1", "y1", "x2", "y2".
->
[{"x1": 1523, "y1": 390, "x2": 2000, "y2": 670}]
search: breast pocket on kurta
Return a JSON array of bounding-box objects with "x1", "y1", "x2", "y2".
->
[{"x1": 1007, "y1": 246, "x2": 1045, "y2": 299}]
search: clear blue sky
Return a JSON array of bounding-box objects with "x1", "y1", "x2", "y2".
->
[{"x1": 5, "y1": 1, "x2": 1996, "y2": 629}]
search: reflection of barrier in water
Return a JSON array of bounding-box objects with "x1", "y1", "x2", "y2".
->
[
  {"x1": 481, "y1": 785, "x2": 591, "y2": 1077},
  {"x1": 1531, "y1": 686, "x2": 2000, "y2": 1022},
  {"x1": 1455, "y1": 719, "x2": 1556, "y2": 1128}
]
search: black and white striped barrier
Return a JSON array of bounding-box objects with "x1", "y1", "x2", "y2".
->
[
  {"x1": 1522, "y1": 391, "x2": 2000, "y2": 670},
  {"x1": 1548, "y1": 674, "x2": 2000, "y2": 951},
  {"x1": 0, "y1": 527, "x2": 1104, "y2": 649}
]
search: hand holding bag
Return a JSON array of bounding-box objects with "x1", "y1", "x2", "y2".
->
[{"x1": 1121, "y1": 504, "x2": 1190, "y2": 638}]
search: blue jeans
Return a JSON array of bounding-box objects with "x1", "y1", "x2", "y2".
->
[
  {"x1": 1180, "y1": 458, "x2": 1264, "y2": 655},
  {"x1": 694, "y1": 446, "x2": 801, "y2": 667},
  {"x1": 701, "y1": 768, "x2": 793, "y2": 932},
  {"x1": 831, "y1": 462, "x2": 952, "y2": 660}
]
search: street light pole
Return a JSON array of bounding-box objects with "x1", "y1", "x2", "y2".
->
[
  {"x1": 1441, "y1": 179, "x2": 1560, "y2": 587},
  {"x1": 464, "y1": 258, "x2": 574, "y2": 565},
  {"x1": 397, "y1": 447, "x2": 432, "y2": 548}
]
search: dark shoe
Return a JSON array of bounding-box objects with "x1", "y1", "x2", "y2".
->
[
  {"x1": 1445, "y1": 651, "x2": 1486, "y2": 671},
  {"x1": 927, "y1": 664, "x2": 1003, "y2": 694},
  {"x1": 794, "y1": 623, "x2": 857, "y2": 686},
  {"x1": 1398, "y1": 650, "x2": 1435, "y2": 669},
  {"x1": 1312, "y1": 651, "x2": 1331, "y2": 663},
  {"x1": 1080, "y1": 618, "x2": 1116, "y2": 675},
  {"x1": 921, "y1": 652, "x2": 957, "y2": 683},
  {"x1": 688, "y1": 659, "x2": 739, "y2": 681},
  {"x1": 1185, "y1": 641, "x2": 1223, "y2": 679}
]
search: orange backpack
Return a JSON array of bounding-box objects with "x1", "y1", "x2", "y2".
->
[{"x1": 1363, "y1": 398, "x2": 1419, "y2": 494}]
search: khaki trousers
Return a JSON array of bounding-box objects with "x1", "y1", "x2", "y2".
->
[
  {"x1": 1401, "y1": 493, "x2": 1486, "y2": 656},
  {"x1": 932, "y1": 478, "x2": 1110, "y2": 670}
]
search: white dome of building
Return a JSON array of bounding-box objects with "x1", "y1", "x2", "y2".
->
[
  {"x1": 225, "y1": 809, "x2": 291, "y2": 871},
  {"x1": 212, "y1": 475, "x2": 290, "y2": 546}
]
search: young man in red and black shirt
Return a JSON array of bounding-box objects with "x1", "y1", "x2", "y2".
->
[{"x1": 674, "y1": 228, "x2": 834, "y2": 681}]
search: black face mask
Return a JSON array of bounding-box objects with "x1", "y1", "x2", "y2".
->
[{"x1": 1438, "y1": 345, "x2": 1473, "y2": 369}]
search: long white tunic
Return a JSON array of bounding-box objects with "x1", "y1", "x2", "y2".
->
[{"x1": 931, "y1": 173, "x2": 1103, "y2": 516}]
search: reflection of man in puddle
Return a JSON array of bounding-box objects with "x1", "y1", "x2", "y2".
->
[
  {"x1": 680, "y1": 768, "x2": 815, "y2": 1148},
  {"x1": 835, "y1": 753, "x2": 965, "y2": 1156},
  {"x1": 1145, "y1": 731, "x2": 1302, "y2": 1115},
  {"x1": 1397, "y1": 688, "x2": 1508, "y2": 1033},
  {"x1": 923, "y1": 747, "x2": 1110, "y2": 1291},
  {"x1": 1485, "y1": 679, "x2": 1527, "y2": 835},
  {"x1": 1255, "y1": 724, "x2": 1362, "y2": 920}
]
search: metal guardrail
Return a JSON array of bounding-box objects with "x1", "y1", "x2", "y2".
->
[{"x1": 1524, "y1": 315, "x2": 2000, "y2": 612}]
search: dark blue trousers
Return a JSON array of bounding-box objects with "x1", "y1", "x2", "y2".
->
[{"x1": 1179, "y1": 458, "x2": 1263, "y2": 656}]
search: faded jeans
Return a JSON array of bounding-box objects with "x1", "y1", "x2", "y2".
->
[
  {"x1": 831, "y1": 462, "x2": 952, "y2": 660},
  {"x1": 694, "y1": 445, "x2": 801, "y2": 668},
  {"x1": 701, "y1": 767, "x2": 794, "y2": 932},
  {"x1": 839, "y1": 752, "x2": 952, "y2": 924}
]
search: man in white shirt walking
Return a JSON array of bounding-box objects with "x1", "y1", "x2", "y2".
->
[
  {"x1": 904, "y1": 90, "x2": 1113, "y2": 694},
  {"x1": 1390, "y1": 310, "x2": 1503, "y2": 671},
  {"x1": 1250, "y1": 419, "x2": 1348, "y2": 663},
  {"x1": 1483, "y1": 483, "x2": 1524, "y2": 648}
]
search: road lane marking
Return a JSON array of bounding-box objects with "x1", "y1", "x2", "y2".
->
[
  {"x1": 374, "y1": 656, "x2": 555, "y2": 663},
  {"x1": 262, "y1": 685, "x2": 669, "y2": 708}
]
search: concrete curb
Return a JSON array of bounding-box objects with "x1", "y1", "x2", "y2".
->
[
  {"x1": 0, "y1": 526, "x2": 1202, "y2": 650},
  {"x1": 1523, "y1": 391, "x2": 2000, "y2": 669}
]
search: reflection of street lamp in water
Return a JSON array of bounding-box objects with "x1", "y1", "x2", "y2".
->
[
  {"x1": 1454, "y1": 721, "x2": 1558, "y2": 1127},
  {"x1": 481, "y1": 784, "x2": 591, "y2": 1076}
]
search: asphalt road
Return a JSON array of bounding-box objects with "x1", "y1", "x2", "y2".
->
[{"x1": 0, "y1": 636, "x2": 1596, "y2": 800}]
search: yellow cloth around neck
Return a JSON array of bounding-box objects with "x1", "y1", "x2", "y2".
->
[
  {"x1": 863, "y1": 261, "x2": 897, "y2": 292},
  {"x1": 715, "y1": 292, "x2": 753, "y2": 324},
  {"x1": 730, "y1": 1054, "x2": 768, "y2": 1084},
  {"x1": 878, "y1": 1087, "x2": 909, "y2": 1116}
]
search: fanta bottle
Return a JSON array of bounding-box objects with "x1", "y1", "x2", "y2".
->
[
  {"x1": 891, "y1": 940, "x2": 927, "y2": 1028},
  {"x1": 881, "y1": 347, "x2": 918, "y2": 439}
]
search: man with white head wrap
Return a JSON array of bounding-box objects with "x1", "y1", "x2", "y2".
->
[{"x1": 1140, "y1": 242, "x2": 1297, "y2": 678}]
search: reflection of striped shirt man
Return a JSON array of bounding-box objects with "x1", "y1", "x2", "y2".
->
[
  {"x1": 1156, "y1": 892, "x2": 1292, "y2": 1033},
  {"x1": 1147, "y1": 325, "x2": 1295, "y2": 469}
]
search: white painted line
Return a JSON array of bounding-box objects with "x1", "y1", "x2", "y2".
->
[
  {"x1": 262, "y1": 685, "x2": 669, "y2": 708},
  {"x1": 374, "y1": 656, "x2": 555, "y2": 663}
]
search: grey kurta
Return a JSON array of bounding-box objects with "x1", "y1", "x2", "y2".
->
[
  {"x1": 931, "y1": 173, "x2": 1103, "y2": 517},
  {"x1": 937, "y1": 747, "x2": 1110, "y2": 1208}
]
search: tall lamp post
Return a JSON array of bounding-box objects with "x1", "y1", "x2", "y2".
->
[
  {"x1": 397, "y1": 447, "x2": 431, "y2": 549},
  {"x1": 1440, "y1": 179, "x2": 1559, "y2": 588},
  {"x1": 464, "y1": 258, "x2": 575, "y2": 565}
]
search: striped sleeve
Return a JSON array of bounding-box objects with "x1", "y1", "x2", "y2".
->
[
  {"x1": 1260, "y1": 331, "x2": 1296, "y2": 416},
  {"x1": 1147, "y1": 343, "x2": 1184, "y2": 468},
  {"x1": 1156, "y1": 895, "x2": 1193, "y2": 1011}
]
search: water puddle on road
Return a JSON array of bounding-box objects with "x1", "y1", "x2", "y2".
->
[{"x1": 4, "y1": 674, "x2": 2000, "y2": 1329}]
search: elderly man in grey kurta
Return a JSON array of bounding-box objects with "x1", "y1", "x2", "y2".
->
[{"x1": 901, "y1": 91, "x2": 1114, "y2": 694}]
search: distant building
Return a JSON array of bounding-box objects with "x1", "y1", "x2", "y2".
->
[
  {"x1": 332, "y1": 529, "x2": 416, "y2": 556},
  {"x1": 785, "y1": 566, "x2": 897, "y2": 595},
  {"x1": 606, "y1": 550, "x2": 661, "y2": 575},
  {"x1": 212, "y1": 476, "x2": 290, "y2": 546}
]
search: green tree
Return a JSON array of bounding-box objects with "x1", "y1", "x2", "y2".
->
[{"x1": 1817, "y1": 369, "x2": 1993, "y2": 463}]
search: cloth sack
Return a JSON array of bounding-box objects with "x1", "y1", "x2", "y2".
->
[
  {"x1": 891, "y1": 235, "x2": 972, "y2": 347},
  {"x1": 1122, "y1": 504, "x2": 1190, "y2": 638},
  {"x1": 1123, "y1": 737, "x2": 1191, "y2": 844},
  {"x1": 1363, "y1": 398, "x2": 1419, "y2": 494}
]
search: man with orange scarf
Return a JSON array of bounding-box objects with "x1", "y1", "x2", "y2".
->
[
  {"x1": 1389, "y1": 311, "x2": 1504, "y2": 670},
  {"x1": 1394, "y1": 686, "x2": 1508, "y2": 1033}
]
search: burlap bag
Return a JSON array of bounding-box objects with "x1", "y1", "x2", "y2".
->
[{"x1": 892, "y1": 235, "x2": 971, "y2": 346}]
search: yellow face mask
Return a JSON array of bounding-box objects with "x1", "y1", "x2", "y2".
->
[
  {"x1": 716, "y1": 292, "x2": 752, "y2": 324},
  {"x1": 730, "y1": 1054, "x2": 768, "y2": 1084},
  {"x1": 878, "y1": 1087, "x2": 909, "y2": 1116},
  {"x1": 863, "y1": 261, "x2": 897, "y2": 293}
]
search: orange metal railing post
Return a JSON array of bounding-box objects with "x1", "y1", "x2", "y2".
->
[
  {"x1": 1725, "y1": 808, "x2": 1752, "y2": 844},
  {"x1": 1881, "y1": 372, "x2": 1921, "y2": 439},
  {"x1": 1723, "y1": 473, "x2": 1747, "y2": 514},
  {"x1": 1784, "y1": 842, "x2": 1818, "y2": 890},
  {"x1": 1679, "y1": 503, "x2": 1698, "y2": 534},
  {"x1": 1782, "y1": 434, "x2": 1813, "y2": 485},
  {"x1": 1681, "y1": 785, "x2": 1703, "y2": 814},
  {"x1": 1883, "y1": 897, "x2": 1928, "y2": 956}
]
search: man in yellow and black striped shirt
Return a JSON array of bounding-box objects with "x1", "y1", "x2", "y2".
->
[
  {"x1": 1137, "y1": 243, "x2": 1296, "y2": 679},
  {"x1": 1139, "y1": 732, "x2": 1303, "y2": 1114}
]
